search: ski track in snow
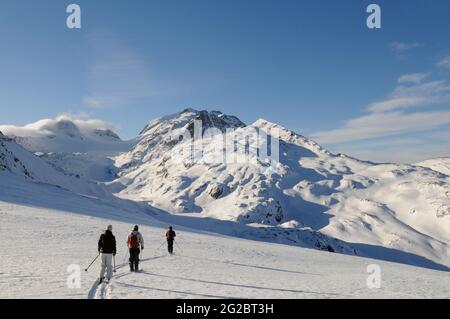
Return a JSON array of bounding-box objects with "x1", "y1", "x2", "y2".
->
[
  {"x1": 88, "y1": 258, "x2": 132, "y2": 299},
  {"x1": 88, "y1": 253, "x2": 348, "y2": 299},
  {"x1": 2, "y1": 194, "x2": 450, "y2": 299}
]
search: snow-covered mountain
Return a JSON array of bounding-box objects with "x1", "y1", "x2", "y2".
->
[
  {"x1": 0, "y1": 130, "x2": 112, "y2": 198},
  {"x1": 0, "y1": 115, "x2": 128, "y2": 153},
  {"x1": 116, "y1": 108, "x2": 245, "y2": 171},
  {"x1": 2, "y1": 126, "x2": 449, "y2": 298},
  {"x1": 0, "y1": 116, "x2": 133, "y2": 182},
  {"x1": 2, "y1": 109, "x2": 450, "y2": 270},
  {"x1": 112, "y1": 109, "x2": 450, "y2": 269}
]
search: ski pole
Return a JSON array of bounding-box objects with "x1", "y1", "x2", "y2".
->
[
  {"x1": 123, "y1": 249, "x2": 129, "y2": 264},
  {"x1": 113, "y1": 255, "x2": 117, "y2": 273},
  {"x1": 157, "y1": 240, "x2": 165, "y2": 250},
  {"x1": 85, "y1": 253, "x2": 100, "y2": 272}
]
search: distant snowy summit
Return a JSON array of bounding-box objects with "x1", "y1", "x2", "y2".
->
[
  {"x1": 0, "y1": 116, "x2": 135, "y2": 182},
  {"x1": 140, "y1": 108, "x2": 245, "y2": 136},
  {"x1": 0, "y1": 115, "x2": 127, "y2": 153},
  {"x1": 0, "y1": 127, "x2": 113, "y2": 198},
  {"x1": 417, "y1": 158, "x2": 450, "y2": 176},
  {"x1": 118, "y1": 108, "x2": 247, "y2": 171}
]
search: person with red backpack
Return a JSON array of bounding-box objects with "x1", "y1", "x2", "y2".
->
[
  {"x1": 127, "y1": 225, "x2": 144, "y2": 272},
  {"x1": 166, "y1": 226, "x2": 176, "y2": 255}
]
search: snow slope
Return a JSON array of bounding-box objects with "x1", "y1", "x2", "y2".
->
[
  {"x1": 417, "y1": 158, "x2": 450, "y2": 176},
  {"x1": 1, "y1": 175, "x2": 449, "y2": 299}
]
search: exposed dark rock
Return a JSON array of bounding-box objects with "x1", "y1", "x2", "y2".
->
[{"x1": 209, "y1": 184, "x2": 224, "y2": 199}]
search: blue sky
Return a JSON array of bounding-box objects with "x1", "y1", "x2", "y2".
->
[{"x1": 0, "y1": 0, "x2": 450, "y2": 162}]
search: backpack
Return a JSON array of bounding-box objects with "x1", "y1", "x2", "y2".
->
[
  {"x1": 167, "y1": 230, "x2": 175, "y2": 240},
  {"x1": 129, "y1": 233, "x2": 140, "y2": 249}
]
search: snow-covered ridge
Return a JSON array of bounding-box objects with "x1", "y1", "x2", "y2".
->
[
  {"x1": 0, "y1": 131, "x2": 31, "y2": 176},
  {"x1": 417, "y1": 157, "x2": 450, "y2": 176},
  {"x1": 252, "y1": 118, "x2": 332, "y2": 156},
  {"x1": 138, "y1": 108, "x2": 245, "y2": 137},
  {"x1": 116, "y1": 108, "x2": 246, "y2": 172},
  {"x1": 0, "y1": 115, "x2": 126, "y2": 153}
]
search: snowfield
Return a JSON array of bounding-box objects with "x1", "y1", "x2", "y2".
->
[
  {"x1": 1, "y1": 109, "x2": 450, "y2": 299},
  {"x1": 1, "y1": 176, "x2": 450, "y2": 299}
]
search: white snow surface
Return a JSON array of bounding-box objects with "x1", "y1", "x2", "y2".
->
[
  {"x1": 1, "y1": 175, "x2": 449, "y2": 299},
  {"x1": 1, "y1": 109, "x2": 450, "y2": 299}
]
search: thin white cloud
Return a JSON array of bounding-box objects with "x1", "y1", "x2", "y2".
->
[
  {"x1": 330, "y1": 131, "x2": 450, "y2": 164},
  {"x1": 312, "y1": 111, "x2": 450, "y2": 144},
  {"x1": 312, "y1": 67, "x2": 450, "y2": 150},
  {"x1": 398, "y1": 72, "x2": 429, "y2": 84},
  {"x1": 57, "y1": 111, "x2": 92, "y2": 120},
  {"x1": 314, "y1": 48, "x2": 447, "y2": 163},
  {"x1": 368, "y1": 96, "x2": 426, "y2": 113},
  {"x1": 334, "y1": 143, "x2": 450, "y2": 164},
  {"x1": 393, "y1": 80, "x2": 450, "y2": 96},
  {"x1": 83, "y1": 32, "x2": 164, "y2": 109},
  {"x1": 437, "y1": 56, "x2": 450, "y2": 69},
  {"x1": 368, "y1": 80, "x2": 450, "y2": 113},
  {"x1": 0, "y1": 115, "x2": 118, "y2": 139},
  {"x1": 390, "y1": 41, "x2": 423, "y2": 53}
]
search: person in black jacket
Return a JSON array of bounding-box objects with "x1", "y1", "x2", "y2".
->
[
  {"x1": 97, "y1": 225, "x2": 117, "y2": 283},
  {"x1": 166, "y1": 226, "x2": 176, "y2": 255}
]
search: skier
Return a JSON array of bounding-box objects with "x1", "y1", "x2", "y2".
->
[
  {"x1": 97, "y1": 225, "x2": 117, "y2": 284},
  {"x1": 127, "y1": 225, "x2": 144, "y2": 272},
  {"x1": 166, "y1": 226, "x2": 176, "y2": 255}
]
